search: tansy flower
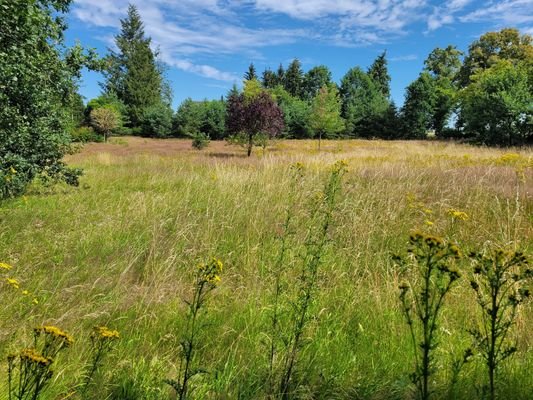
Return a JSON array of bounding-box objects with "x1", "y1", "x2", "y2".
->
[
  {"x1": 6, "y1": 277, "x2": 19, "y2": 289},
  {"x1": 0, "y1": 262, "x2": 12, "y2": 270},
  {"x1": 447, "y1": 208, "x2": 468, "y2": 221}
]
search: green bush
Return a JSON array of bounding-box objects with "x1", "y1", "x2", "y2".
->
[
  {"x1": 192, "y1": 133, "x2": 210, "y2": 150},
  {"x1": 71, "y1": 126, "x2": 104, "y2": 143},
  {"x1": 140, "y1": 103, "x2": 173, "y2": 138}
]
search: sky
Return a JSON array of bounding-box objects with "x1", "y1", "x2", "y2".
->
[{"x1": 66, "y1": 0, "x2": 533, "y2": 108}]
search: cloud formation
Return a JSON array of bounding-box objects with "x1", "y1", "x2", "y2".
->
[{"x1": 71, "y1": 0, "x2": 533, "y2": 81}]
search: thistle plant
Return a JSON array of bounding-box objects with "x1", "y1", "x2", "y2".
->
[
  {"x1": 278, "y1": 160, "x2": 346, "y2": 399},
  {"x1": 396, "y1": 232, "x2": 461, "y2": 400},
  {"x1": 80, "y1": 326, "x2": 120, "y2": 396},
  {"x1": 166, "y1": 258, "x2": 223, "y2": 400},
  {"x1": 7, "y1": 326, "x2": 73, "y2": 400},
  {"x1": 467, "y1": 250, "x2": 531, "y2": 400}
]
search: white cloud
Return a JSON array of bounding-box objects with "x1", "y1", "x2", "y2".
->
[
  {"x1": 390, "y1": 54, "x2": 418, "y2": 61},
  {"x1": 460, "y1": 0, "x2": 533, "y2": 25}
]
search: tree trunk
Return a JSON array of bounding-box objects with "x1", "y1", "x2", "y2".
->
[
  {"x1": 247, "y1": 134, "x2": 253, "y2": 157},
  {"x1": 318, "y1": 131, "x2": 322, "y2": 151}
]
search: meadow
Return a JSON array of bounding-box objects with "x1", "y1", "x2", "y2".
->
[{"x1": 0, "y1": 137, "x2": 532, "y2": 399}]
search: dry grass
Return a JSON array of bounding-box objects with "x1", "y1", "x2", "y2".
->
[{"x1": 0, "y1": 137, "x2": 532, "y2": 399}]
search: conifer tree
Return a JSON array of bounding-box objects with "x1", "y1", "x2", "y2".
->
[
  {"x1": 276, "y1": 63, "x2": 285, "y2": 86},
  {"x1": 284, "y1": 59, "x2": 304, "y2": 98},
  {"x1": 103, "y1": 5, "x2": 162, "y2": 126},
  {"x1": 262, "y1": 69, "x2": 277, "y2": 89},
  {"x1": 367, "y1": 51, "x2": 391, "y2": 99},
  {"x1": 244, "y1": 63, "x2": 258, "y2": 81}
]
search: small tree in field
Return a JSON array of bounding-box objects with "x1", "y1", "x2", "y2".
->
[
  {"x1": 226, "y1": 90, "x2": 284, "y2": 156},
  {"x1": 309, "y1": 84, "x2": 345, "y2": 149},
  {"x1": 91, "y1": 108, "x2": 120, "y2": 142}
]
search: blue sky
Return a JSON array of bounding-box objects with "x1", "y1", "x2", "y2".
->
[{"x1": 66, "y1": 0, "x2": 533, "y2": 108}]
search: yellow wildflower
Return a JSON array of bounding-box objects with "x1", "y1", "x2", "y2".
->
[
  {"x1": 35, "y1": 326, "x2": 74, "y2": 346},
  {"x1": 425, "y1": 220, "x2": 434, "y2": 226},
  {"x1": 33, "y1": 298, "x2": 39, "y2": 305},
  {"x1": 19, "y1": 348, "x2": 51, "y2": 366},
  {"x1": 447, "y1": 208, "x2": 468, "y2": 221},
  {"x1": 92, "y1": 326, "x2": 120, "y2": 340},
  {"x1": 6, "y1": 277, "x2": 20, "y2": 289},
  {"x1": 22, "y1": 290, "x2": 29, "y2": 295},
  {"x1": 10, "y1": 166, "x2": 17, "y2": 174},
  {"x1": 0, "y1": 262, "x2": 12, "y2": 270}
]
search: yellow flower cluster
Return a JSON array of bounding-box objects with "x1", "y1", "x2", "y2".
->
[
  {"x1": 447, "y1": 208, "x2": 469, "y2": 221},
  {"x1": 198, "y1": 258, "x2": 223, "y2": 286},
  {"x1": 19, "y1": 348, "x2": 51, "y2": 367},
  {"x1": 6, "y1": 277, "x2": 20, "y2": 289},
  {"x1": 92, "y1": 326, "x2": 120, "y2": 340},
  {"x1": 0, "y1": 262, "x2": 13, "y2": 270},
  {"x1": 332, "y1": 159, "x2": 348, "y2": 172},
  {"x1": 35, "y1": 326, "x2": 74, "y2": 346}
]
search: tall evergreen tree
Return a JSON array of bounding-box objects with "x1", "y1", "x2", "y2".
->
[
  {"x1": 275, "y1": 63, "x2": 285, "y2": 86},
  {"x1": 340, "y1": 67, "x2": 389, "y2": 137},
  {"x1": 400, "y1": 72, "x2": 438, "y2": 139},
  {"x1": 284, "y1": 59, "x2": 304, "y2": 98},
  {"x1": 302, "y1": 66, "x2": 333, "y2": 100},
  {"x1": 367, "y1": 51, "x2": 391, "y2": 98},
  {"x1": 244, "y1": 63, "x2": 258, "y2": 81},
  {"x1": 103, "y1": 5, "x2": 162, "y2": 126},
  {"x1": 262, "y1": 69, "x2": 277, "y2": 89}
]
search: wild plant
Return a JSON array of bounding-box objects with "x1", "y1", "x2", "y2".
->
[
  {"x1": 467, "y1": 249, "x2": 531, "y2": 400},
  {"x1": 80, "y1": 326, "x2": 120, "y2": 396},
  {"x1": 396, "y1": 232, "x2": 461, "y2": 400},
  {"x1": 7, "y1": 326, "x2": 73, "y2": 400},
  {"x1": 166, "y1": 258, "x2": 223, "y2": 400},
  {"x1": 191, "y1": 132, "x2": 210, "y2": 150},
  {"x1": 266, "y1": 162, "x2": 305, "y2": 393},
  {"x1": 277, "y1": 160, "x2": 346, "y2": 399}
]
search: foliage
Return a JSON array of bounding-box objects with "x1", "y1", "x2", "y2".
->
[
  {"x1": 174, "y1": 98, "x2": 226, "y2": 139},
  {"x1": 277, "y1": 161, "x2": 346, "y2": 398},
  {"x1": 191, "y1": 132, "x2": 210, "y2": 150},
  {"x1": 0, "y1": 0, "x2": 94, "y2": 199},
  {"x1": 262, "y1": 68, "x2": 278, "y2": 89},
  {"x1": 71, "y1": 126, "x2": 104, "y2": 143},
  {"x1": 166, "y1": 258, "x2": 223, "y2": 400},
  {"x1": 458, "y1": 28, "x2": 533, "y2": 87},
  {"x1": 140, "y1": 103, "x2": 173, "y2": 138},
  {"x1": 8, "y1": 326, "x2": 73, "y2": 400},
  {"x1": 400, "y1": 72, "x2": 438, "y2": 139},
  {"x1": 226, "y1": 89, "x2": 284, "y2": 156},
  {"x1": 90, "y1": 107, "x2": 121, "y2": 143},
  {"x1": 460, "y1": 61, "x2": 532, "y2": 146},
  {"x1": 270, "y1": 85, "x2": 311, "y2": 138},
  {"x1": 308, "y1": 85, "x2": 345, "y2": 147},
  {"x1": 84, "y1": 93, "x2": 127, "y2": 128},
  {"x1": 81, "y1": 326, "x2": 120, "y2": 395},
  {"x1": 244, "y1": 63, "x2": 258, "y2": 81},
  {"x1": 468, "y1": 250, "x2": 531, "y2": 400},
  {"x1": 396, "y1": 233, "x2": 461, "y2": 400},
  {"x1": 340, "y1": 67, "x2": 389, "y2": 137},
  {"x1": 103, "y1": 4, "x2": 163, "y2": 126},
  {"x1": 367, "y1": 51, "x2": 391, "y2": 98},
  {"x1": 302, "y1": 66, "x2": 333, "y2": 100},
  {"x1": 424, "y1": 46, "x2": 463, "y2": 136},
  {"x1": 284, "y1": 59, "x2": 304, "y2": 98}
]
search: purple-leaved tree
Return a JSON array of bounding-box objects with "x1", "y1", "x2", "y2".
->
[{"x1": 226, "y1": 91, "x2": 284, "y2": 156}]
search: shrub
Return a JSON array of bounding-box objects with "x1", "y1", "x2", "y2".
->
[
  {"x1": 71, "y1": 126, "x2": 103, "y2": 143},
  {"x1": 140, "y1": 103, "x2": 173, "y2": 138},
  {"x1": 90, "y1": 108, "x2": 120, "y2": 142},
  {"x1": 191, "y1": 133, "x2": 210, "y2": 150}
]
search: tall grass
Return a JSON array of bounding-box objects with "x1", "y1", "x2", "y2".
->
[{"x1": 0, "y1": 138, "x2": 531, "y2": 399}]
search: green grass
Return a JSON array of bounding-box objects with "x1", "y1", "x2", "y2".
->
[{"x1": 0, "y1": 138, "x2": 532, "y2": 399}]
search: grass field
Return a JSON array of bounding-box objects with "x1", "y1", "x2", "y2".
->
[{"x1": 1, "y1": 137, "x2": 532, "y2": 399}]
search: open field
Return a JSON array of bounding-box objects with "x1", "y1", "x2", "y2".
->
[{"x1": 1, "y1": 138, "x2": 532, "y2": 399}]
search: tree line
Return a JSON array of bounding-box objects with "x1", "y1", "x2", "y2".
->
[
  {"x1": 76, "y1": 5, "x2": 532, "y2": 152},
  {"x1": 1, "y1": 1, "x2": 532, "y2": 198}
]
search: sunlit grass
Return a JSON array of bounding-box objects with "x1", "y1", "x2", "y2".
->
[{"x1": 0, "y1": 138, "x2": 531, "y2": 399}]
